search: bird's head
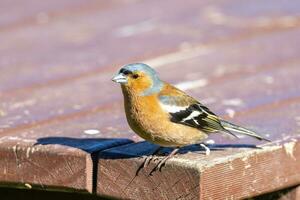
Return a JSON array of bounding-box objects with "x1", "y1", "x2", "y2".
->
[{"x1": 112, "y1": 63, "x2": 163, "y2": 96}]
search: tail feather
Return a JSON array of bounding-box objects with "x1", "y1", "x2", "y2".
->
[{"x1": 220, "y1": 120, "x2": 271, "y2": 142}]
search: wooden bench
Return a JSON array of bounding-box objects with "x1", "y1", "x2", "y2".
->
[{"x1": 0, "y1": 0, "x2": 299, "y2": 199}]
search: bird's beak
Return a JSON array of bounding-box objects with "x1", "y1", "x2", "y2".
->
[{"x1": 112, "y1": 73, "x2": 128, "y2": 84}]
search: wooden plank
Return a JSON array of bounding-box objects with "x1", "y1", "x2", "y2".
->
[
  {"x1": 1, "y1": 0, "x2": 299, "y2": 94},
  {"x1": 0, "y1": 187, "x2": 108, "y2": 200},
  {"x1": 2, "y1": 60, "x2": 299, "y2": 141},
  {"x1": 0, "y1": 26, "x2": 299, "y2": 194},
  {"x1": 0, "y1": 59, "x2": 298, "y2": 194},
  {"x1": 0, "y1": 0, "x2": 299, "y2": 196},
  {"x1": 293, "y1": 186, "x2": 300, "y2": 200},
  {"x1": 0, "y1": 74, "x2": 133, "y2": 192},
  {"x1": 0, "y1": 0, "x2": 133, "y2": 29},
  {"x1": 252, "y1": 185, "x2": 300, "y2": 200},
  {"x1": 287, "y1": 186, "x2": 300, "y2": 200},
  {"x1": 93, "y1": 24, "x2": 300, "y2": 198},
  {"x1": 1, "y1": 27, "x2": 300, "y2": 136},
  {"x1": 96, "y1": 99, "x2": 300, "y2": 199},
  {"x1": 0, "y1": 0, "x2": 215, "y2": 93},
  {"x1": 157, "y1": 27, "x2": 300, "y2": 84},
  {"x1": 0, "y1": 137, "x2": 131, "y2": 193}
]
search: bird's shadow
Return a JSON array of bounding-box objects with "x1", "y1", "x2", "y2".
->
[
  {"x1": 35, "y1": 137, "x2": 260, "y2": 159},
  {"x1": 34, "y1": 137, "x2": 133, "y2": 154},
  {"x1": 35, "y1": 137, "x2": 261, "y2": 177}
]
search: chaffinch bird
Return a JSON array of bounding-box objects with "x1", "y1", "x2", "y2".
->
[{"x1": 112, "y1": 63, "x2": 270, "y2": 174}]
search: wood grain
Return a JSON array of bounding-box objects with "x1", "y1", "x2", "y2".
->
[
  {"x1": 0, "y1": 0, "x2": 299, "y2": 198},
  {"x1": 96, "y1": 87, "x2": 300, "y2": 199},
  {"x1": 1, "y1": 0, "x2": 299, "y2": 94},
  {"x1": 97, "y1": 140, "x2": 300, "y2": 199}
]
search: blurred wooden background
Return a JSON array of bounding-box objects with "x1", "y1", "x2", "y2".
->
[{"x1": 0, "y1": 0, "x2": 299, "y2": 199}]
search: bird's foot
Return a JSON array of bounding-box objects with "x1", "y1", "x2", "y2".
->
[
  {"x1": 149, "y1": 158, "x2": 165, "y2": 176},
  {"x1": 142, "y1": 154, "x2": 158, "y2": 168},
  {"x1": 135, "y1": 146, "x2": 163, "y2": 176},
  {"x1": 149, "y1": 148, "x2": 179, "y2": 176},
  {"x1": 199, "y1": 143, "x2": 211, "y2": 156},
  {"x1": 135, "y1": 155, "x2": 156, "y2": 176}
]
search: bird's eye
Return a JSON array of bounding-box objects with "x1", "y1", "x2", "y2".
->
[
  {"x1": 132, "y1": 74, "x2": 139, "y2": 79},
  {"x1": 120, "y1": 69, "x2": 131, "y2": 75}
]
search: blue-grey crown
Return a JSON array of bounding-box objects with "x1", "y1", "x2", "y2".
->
[
  {"x1": 121, "y1": 63, "x2": 163, "y2": 96},
  {"x1": 122, "y1": 63, "x2": 156, "y2": 77}
]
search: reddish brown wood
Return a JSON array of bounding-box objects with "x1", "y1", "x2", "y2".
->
[
  {"x1": 0, "y1": 137, "x2": 132, "y2": 193},
  {"x1": 0, "y1": 0, "x2": 130, "y2": 30},
  {"x1": 252, "y1": 185, "x2": 300, "y2": 200},
  {"x1": 0, "y1": 28, "x2": 299, "y2": 140},
  {"x1": 0, "y1": 0, "x2": 299, "y2": 198},
  {"x1": 1, "y1": 0, "x2": 299, "y2": 94},
  {"x1": 289, "y1": 186, "x2": 300, "y2": 200},
  {"x1": 200, "y1": 142, "x2": 300, "y2": 199},
  {"x1": 0, "y1": 139, "x2": 93, "y2": 192},
  {"x1": 96, "y1": 97, "x2": 300, "y2": 199},
  {"x1": 97, "y1": 140, "x2": 300, "y2": 200}
]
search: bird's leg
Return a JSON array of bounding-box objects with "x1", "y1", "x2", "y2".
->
[
  {"x1": 149, "y1": 148, "x2": 179, "y2": 176},
  {"x1": 199, "y1": 143, "x2": 210, "y2": 155},
  {"x1": 135, "y1": 146, "x2": 163, "y2": 176},
  {"x1": 143, "y1": 146, "x2": 163, "y2": 167}
]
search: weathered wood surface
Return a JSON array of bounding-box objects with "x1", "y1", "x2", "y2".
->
[
  {"x1": 0, "y1": 0, "x2": 299, "y2": 199},
  {"x1": 282, "y1": 186, "x2": 300, "y2": 200},
  {"x1": 251, "y1": 185, "x2": 300, "y2": 200}
]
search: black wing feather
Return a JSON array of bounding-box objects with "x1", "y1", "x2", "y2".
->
[
  {"x1": 170, "y1": 103, "x2": 225, "y2": 133},
  {"x1": 159, "y1": 93, "x2": 266, "y2": 140}
]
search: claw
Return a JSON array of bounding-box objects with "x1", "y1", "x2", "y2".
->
[
  {"x1": 144, "y1": 155, "x2": 155, "y2": 167},
  {"x1": 148, "y1": 148, "x2": 179, "y2": 176},
  {"x1": 149, "y1": 158, "x2": 166, "y2": 175},
  {"x1": 157, "y1": 160, "x2": 166, "y2": 172},
  {"x1": 136, "y1": 155, "x2": 152, "y2": 176},
  {"x1": 135, "y1": 146, "x2": 162, "y2": 176}
]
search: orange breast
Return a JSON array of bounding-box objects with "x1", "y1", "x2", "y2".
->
[{"x1": 122, "y1": 87, "x2": 207, "y2": 147}]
